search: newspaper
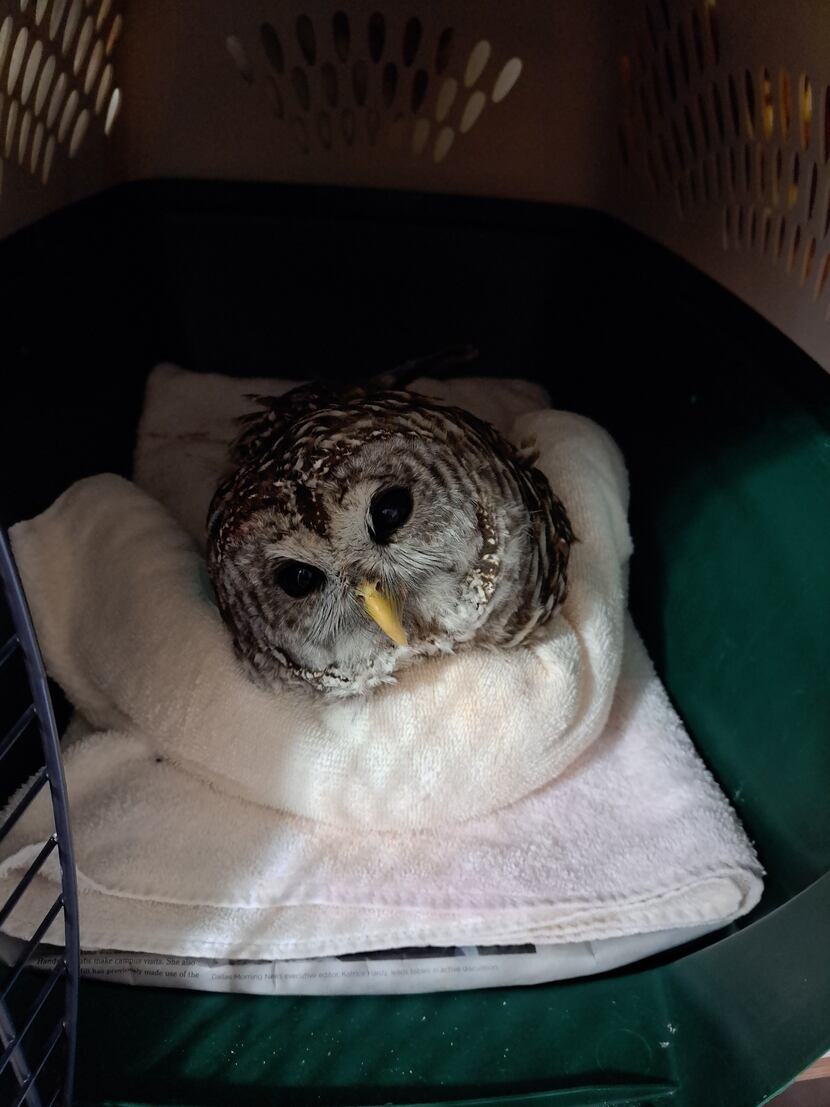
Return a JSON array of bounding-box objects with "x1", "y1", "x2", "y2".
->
[{"x1": 9, "y1": 926, "x2": 714, "y2": 995}]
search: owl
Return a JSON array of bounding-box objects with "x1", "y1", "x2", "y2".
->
[{"x1": 206, "y1": 349, "x2": 574, "y2": 695}]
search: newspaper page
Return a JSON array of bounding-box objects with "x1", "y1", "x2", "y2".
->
[{"x1": 9, "y1": 925, "x2": 714, "y2": 995}]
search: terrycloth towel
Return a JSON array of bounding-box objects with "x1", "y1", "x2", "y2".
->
[{"x1": 0, "y1": 368, "x2": 763, "y2": 962}]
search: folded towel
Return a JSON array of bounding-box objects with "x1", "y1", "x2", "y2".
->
[{"x1": 0, "y1": 368, "x2": 763, "y2": 966}]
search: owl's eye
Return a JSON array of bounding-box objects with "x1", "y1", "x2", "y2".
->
[
  {"x1": 369, "y1": 486, "x2": 413, "y2": 544},
  {"x1": 275, "y1": 560, "x2": 325, "y2": 598}
]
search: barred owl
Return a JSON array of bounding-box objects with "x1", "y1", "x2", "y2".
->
[{"x1": 206, "y1": 349, "x2": 574, "y2": 696}]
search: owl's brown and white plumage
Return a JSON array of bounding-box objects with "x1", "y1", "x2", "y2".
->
[{"x1": 206, "y1": 356, "x2": 574, "y2": 696}]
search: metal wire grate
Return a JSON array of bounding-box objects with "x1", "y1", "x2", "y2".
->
[{"x1": 0, "y1": 528, "x2": 78, "y2": 1107}]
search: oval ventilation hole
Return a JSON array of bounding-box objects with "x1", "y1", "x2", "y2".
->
[
  {"x1": 321, "y1": 62, "x2": 337, "y2": 108},
  {"x1": 49, "y1": 0, "x2": 67, "y2": 41},
  {"x1": 433, "y1": 124, "x2": 453, "y2": 163},
  {"x1": 94, "y1": 60, "x2": 111, "y2": 113},
  {"x1": 293, "y1": 116, "x2": 308, "y2": 153},
  {"x1": 813, "y1": 253, "x2": 830, "y2": 302},
  {"x1": 291, "y1": 67, "x2": 310, "y2": 111},
  {"x1": 7, "y1": 26, "x2": 29, "y2": 96},
  {"x1": 21, "y1": 38, "x2": 43, "y2": 106},
  {"x1": 435, "y1": 77, "x2": 456, "y2": 123},
  {"x1": 706, "y1": 0, "x2": 720, "y2": 64},
  {"x1": 41, "y1": 131, "x2": 55, "y2": 181},
  {"x1": 761, "y1": 207, "x2": 772, "y2": 253},
  {"x1": 368, "y1": 12, "x2": 384, "y2": 64},
  {"x1": 671, "y1": 117, "x2": 685, "y2": 171},
  {"x1": 352, "y1": 60, "x2": 367, "y2": 106},
  {"x1": 711, "y1": 81, "x2": 725, "y2": 141},
  {"x1": 68, "y1": 104, "x2": 88, "y2": 155},
  {"x1": 651, "y1": 64, "x2": 664, "y2": 114},
  {"x1": 333, "y1": 11, "x2": 349, "y2": 62},
  {"x1": 84, "y1": 38, "x2": 103, "y2": 94},
  {"x1": 296, "y1": 14, "x2": 316, "y2": 65},
  {"x1": 317, "y1": 111, "x2": 331, "y2": 149},
  {"x1": 663, "y1": 44, "x2": 677, "y2": 103},
  {"x1": 0, "y1": 17, "x2": 12, "y2": 73},
  {"x1": 46, "y1": 70, "x2": 67, "y2": 125},
  {"x1": 29, "y1": 118, "x2": 43, "y2": 171},
  {"x1": 341, "y1": 107, "x2": 354, "y2": 145},
  {"x1": 17, "y1": 109, "x2": 31, "y2": 166},
  {"x1": 460, "y1": 90, "x2": 486, "y2": 133},
  {"x1": 62, "y1": 0, "x2": 82, "y2": 55},
  {"x1": 58, "y1": 86, "x2": 78, "y2": 140},
  {"x1": 260, "y1": 23, "x2": 284, "y2": 74},
  {"x1": 676, "y1": 22, "x2": 689, "y2": 86},
  {"x1": 683, "y1": 104, "x2": 697, "y2": 157},
  {"x1": 4, "y1": 101, "x2": 18, "y2": 157},
  {"x1": 411, "y1": 116, "x2": 429, "y2": 155},
  {"x1": 780, "y1": 69, "x2": 791, "y2": 141},
  {"x1": 226, "y1": 35, "x2": 253, "y2": 82},
  {"x1": 34, "y1": 52, "x2": 55, "y2": 114},
  {"x1": 691, "y1": 8, "x2": 704, "y2": 71},
  {"x1": 776, "y1": 216, "x2": 787, "y2": 262},
  {"x1": 697, "y1": 94, "x2": 711, "y2": 150},
  {"x1": 824, "y1": 85, "x2": 829, "y2": 163},
  {"x1": 757, "y1": 144, "x2": 766, "y2": 199},
  {"x1": 73, "y1": 13, "x2": 93, "y2": 74},
  {"x1": 639, "y1": 86, "x2": 652, "y2": 136},
  {"x1": 688, "y1": 165, "x2": 699, "y2": 206},
  {"x1": 748, "y1": 205, "x2": 757, "y2": 249},
  {"x1": 801, "y1": 236, "x2": 816, "y2": 285},
  {"x1": 721, "y1": 204, "x2": 730, "y2": 249},
  {"x1": 402, "y1": 17, "x2": 421, "y2": 67},
  {"x1": 788, "y1": 151, "x2": 800, "y2": 209},
  {"x1": 760, "y1": 67, "x2": 773, "y2": 139},
  {"x1": 265, "y1": 75, "x2": 283, "y2": 118},
  {"x1": 645, "y1": 6, "x2": 657, "y2": 52},
  {"x1": 772, "y1": 146, "x2": 783, "y2": 206},
  {"x1": 464, "y1": 41, "x2": 490, "y2": 88},
  {"x1": 799, "y1": 73, "x2": 812, "y2": 150},
  {"x1": 102, "y1": 84, "x2": 118, "y2": 133},
  {"x1": 104, "y1": 11, "x2": 120, "y2": 54},
  {"x1": 787, "y1": 224, "x2": 801, "y2": 273},
  {"x1": 742, "y1": 141, "x2": 751, "y2": 194},
  {"x1": 381, "y1": 61, "x2": 397, "y2": 107},
  {"x1": 435, "y1": 27, "x2": 453, "y2": 74},
  {"x1": 743, "y1": 68, "x2": 756, "y2": 139},
  {"x1": 34, "y1": 0, "x2": 48, "y2": 27},
  {"x1": 728, "y1": 145, "x2": 737, "y2": 193},
  {"x1": 658, "y1": 132, "x2": 672, "y2": 178},
  {"x1": 387, "y1": 112, "x2": 405, "y2": 149},
  {"x1": 727, "y1": 73, "x2": 741, "y2": 137},
  {"x1": 366, "y1": 107, "x2": 380, "y2": 144},
  {"x1": 674, "y1": 178, "x2": 686, "y2": 220},
  {"x1": 95, "y1": 0, "x2": 111, "y2": 33},
  {"x1": 808, "y1": 161, "x2": 818, "y2": 219},
  {"x1": 410, "y1": 68, "x2": 427, "y2": 112},
  {"x1": 735, "y1": 204, "x2": 743, "y2": 247},
  {"x1": 713, "y1": 151, "x2": 724, "y2": 198},
  {"x1": 493, "y1": 58, "x2": 522, "y2": 104}
]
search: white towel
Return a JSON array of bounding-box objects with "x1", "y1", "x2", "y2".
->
[{"x1": 0, "y1": 367, "x2": 763, "y2": 965}]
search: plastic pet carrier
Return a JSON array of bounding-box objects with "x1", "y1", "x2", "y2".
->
[{"x1": 0, "y1": 1, "x2": 828, "y2": 1105}]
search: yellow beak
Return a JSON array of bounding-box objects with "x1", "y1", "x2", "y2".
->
[{"x1": 357, "y1": 580, "x2": 408, "y2": 647}]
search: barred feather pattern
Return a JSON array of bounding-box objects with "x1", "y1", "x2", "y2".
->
[{"x1": 206, "y1": 382, "x2": 574, "y2": 695}]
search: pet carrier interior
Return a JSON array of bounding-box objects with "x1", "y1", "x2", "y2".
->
[{"x1": 0, "y1": 1, "x2": 828, "y2": 1105}]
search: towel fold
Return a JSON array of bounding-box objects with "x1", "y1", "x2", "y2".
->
[{"x1": 0, "y1": 367, "x2": 763, "y2": 965}]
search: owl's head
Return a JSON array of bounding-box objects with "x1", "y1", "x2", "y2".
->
[{"x1": 206, "y1": 392, "x2": 571, "y2": 695}]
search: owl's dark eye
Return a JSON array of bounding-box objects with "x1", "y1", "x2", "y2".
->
[
  {"x1": 369, "y1": 486, "x2": 413, "y2": 544},
  {"x1": 275, "y1": 560, "x2": 325, "y2": 598}
]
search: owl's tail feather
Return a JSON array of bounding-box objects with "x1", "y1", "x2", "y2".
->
[{"x1": 369, "y1": 344, "x2": 479, "y2": 392}]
